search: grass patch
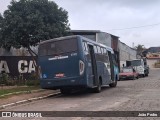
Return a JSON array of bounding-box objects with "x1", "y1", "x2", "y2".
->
[{"x1": 0, "y1": 86, "x2": 40, "y2": 97}]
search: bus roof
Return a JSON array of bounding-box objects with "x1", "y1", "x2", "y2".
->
[
  {"x1": 39, "y1": 35, "x2": 78, "y2": 45},
  {"x1": 39, "y1": 35, "x2": 114, "y2": 53}
]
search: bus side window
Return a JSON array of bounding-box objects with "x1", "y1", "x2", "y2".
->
[
  {"x1": 82, "y1": 41, "x2": 89, "y2": 53},
  {"x1": 103, "y1": 48, "x2": 106, "y2": 55},
  {"x1": 94, "y1": 46, "x2": 98, "y2": 53},
  {"x1": 104, "y1": 49, "x2": 109, "y2": 63},
  {"x1": 82, "y1": 42, "x2": 86, "y2": 51},
  {"x1": 101, "y1": 48, "x2": 104, "y2": 54},
  {"x1": 105, "y1": 49, "x2": 108, "y2": 56},
  {"x1": 97, "y1": 46, "x2": 101, "y2": 54},
  {"x1": 85, "y1": 42, "x2": 89, "y2": 52}
]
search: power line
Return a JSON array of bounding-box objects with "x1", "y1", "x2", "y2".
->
[{"x1": 107, "y1": 22, "x2": 160, "y2": 31}]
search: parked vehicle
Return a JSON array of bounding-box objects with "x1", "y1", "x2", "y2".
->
[
  {"x1": 38, "y1": 35, "x2": 119, "y2": 94},
  {"x1": 143, "y1": 58, "x2": 149, "y2": 76},
  {"x1": 119, "y1": 67, "x2": 139, "y2": 80},
  {"x1": 126, "y1": 58, "x2": 149, "y2": 77}
]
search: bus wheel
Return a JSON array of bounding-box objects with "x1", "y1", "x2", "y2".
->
[
  {"x1": 94, "y1": 80, "x2": 101, "y2": 93},
  {"x1": 60, "y1": 88, "x2": 71, "y2": 94},
  {"x1": 109, "y1": 80, "x2": 117, "y2": 87}
]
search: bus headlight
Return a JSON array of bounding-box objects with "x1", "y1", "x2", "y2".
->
[{"x1": 79, "y1": 60, "x2": 85, "y2": 75}]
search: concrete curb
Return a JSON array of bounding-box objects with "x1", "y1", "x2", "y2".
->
[
  {"x1": 0, "y1": 92, "x2": 60, "y2": 110},
  {"x1": 0, "y1": 89, "x2": 45, "y2": 98}
]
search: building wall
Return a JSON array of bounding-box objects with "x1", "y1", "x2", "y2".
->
[
  {"x1": 80, "y1": 35, "x2": 96, "y2": 41},
  {"x1": 71, "y1": 30, "x2": 137, "y2": 69},
  {"x1": 147, "y1": 59, "x2": 160, "y2": 68},
  {"x1": 0, "y1": 47, "x2": 38, "y2": 56},
  {"x1": 96, "y1": 32, "x2": 112, "y2": 47},
  {"x1": 0, "y1": 56, "x2": 37, "y2": 79},
  {"x1": 111, "y1": 35, "x2": 119, "y2": 52},
  {"x1": 146, "y1": 52, "x2": 160, "y2": 59},
  {"x1": 119, "y1": 42, "x2": 137, "y2": 67}
]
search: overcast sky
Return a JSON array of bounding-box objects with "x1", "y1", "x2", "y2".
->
[{"x1": 1, "y1": 0, "x2": 160, "y2": 48}]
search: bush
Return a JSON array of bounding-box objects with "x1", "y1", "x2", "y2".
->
[
  {"x1": 25, "y1": 72, "x2": 40, "y2": 86},
  {"x1": 0, "y1": 72, "x2": 40, "y2": 86},
  {"x1": 26, "y1": 79, "x2": 40, "y2": 86},
  {"x1": 0, "y1": 73, "x2": 9, "y2": 85}
]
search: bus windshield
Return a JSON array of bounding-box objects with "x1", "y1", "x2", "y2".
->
[{"x1": 39, "y1": 38, "x2": 77, "y2": 56}]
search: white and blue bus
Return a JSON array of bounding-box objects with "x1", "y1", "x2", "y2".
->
[{"x1": 38, "y1": 35, "x2": 119, "y2": 94}]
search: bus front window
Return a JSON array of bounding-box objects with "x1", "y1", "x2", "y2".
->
[{"x1": 39, "y1": 38, "x2": 78, "y2": 56}]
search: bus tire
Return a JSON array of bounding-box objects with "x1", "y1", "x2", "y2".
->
[
  {"x1": 109, "y1": 80, "x2": 117, "y2": 87},
  {"x1": 60, "y1": 88, "x2": 71, "y2": 94},
  {"x1": 93, "y1": 79, "x2": 102, "y2": 93}
]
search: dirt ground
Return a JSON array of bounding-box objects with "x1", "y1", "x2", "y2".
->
[{"x1": 0, "y1": 89, "x2": 58, "y2": 106}]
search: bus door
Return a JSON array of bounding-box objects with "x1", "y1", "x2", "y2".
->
[
  {"x1": 88, "y1": 45, "x2": 98, "y2": 86},
  {"x1": 108, "y1": 51, "x2": 114, "y2": 81}
]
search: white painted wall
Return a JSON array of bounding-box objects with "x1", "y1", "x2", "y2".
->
[
  {"x1": 96, "y1": 32, "x2": 112, "y2": 47},
  {"x1": 147, "y1": 59, "x2": 160, "y2": 68},
  {"x1": 119, "y1": 42, "x2": 137, "y2": 67}
]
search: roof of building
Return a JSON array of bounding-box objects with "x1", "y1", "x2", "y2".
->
[
  {"x1": 70, "y1": 30, "x2": 101, "y2": 33},
  {"x1": 119, "y1": 41, "x2": 136, "y2": 51},
  {"x1": 143, "y1": 47, "x2": 160, "y2": 53},
  {"x1": 70, "y1": 30, "x2": 119, "y2": 38}
]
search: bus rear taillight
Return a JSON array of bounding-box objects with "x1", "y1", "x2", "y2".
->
[{"x1": 79, "y1": 60, "x2": 85, "y2": 75}]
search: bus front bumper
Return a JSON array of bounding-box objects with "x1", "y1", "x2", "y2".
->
[{"x1": 40, "y1": 76, "x2": 87, "y2": 90}]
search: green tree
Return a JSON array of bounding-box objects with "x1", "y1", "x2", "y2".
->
[
  {"x1": 0, "y1": 0, "x2": 70, "y2": 54},
  {"x1": 0, "y1": 14, "x2": 3, "y2": 46},
  {"x1": 135, "y1": 44, "x2": 146, "y2": 57},
  {"x1": 0, "y1": 14, "x2": 2, "y2": 27}
]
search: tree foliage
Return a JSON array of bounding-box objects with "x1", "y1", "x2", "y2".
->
[
  {"x1": 0, "y1": 14, "x2": 2, "y2": 27},
  {"x1": 0, "y1": 0, "x2": 70, "y2": 53},
  {"x1": 0, "y1": 14, "x2": 3, "y2": 46},
  {"x1": 135, "y1": 44, "x2": 146, "y2": 57}
]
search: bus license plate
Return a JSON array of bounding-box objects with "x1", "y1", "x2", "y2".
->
[{"x1": 55, "y1": 73, "x2": 65, "y2": 78}]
